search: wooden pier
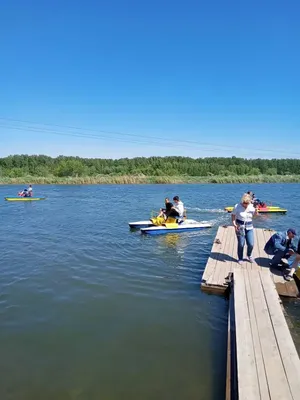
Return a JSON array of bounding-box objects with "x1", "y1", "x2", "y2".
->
[
  {"x1": 202, "y1": 226, "x2": 300, "y2": 399},
  {"x1": 201, "y1": 226, "x2": 299, "y2": 298}
]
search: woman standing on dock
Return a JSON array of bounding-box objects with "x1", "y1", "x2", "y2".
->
[{"x1": 232, "y1": 193, "x2": 258, "y2": 264}]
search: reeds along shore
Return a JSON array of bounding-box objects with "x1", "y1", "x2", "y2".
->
[{"x1": 1, "y1": 175, "x2": 300, "y2": 185}]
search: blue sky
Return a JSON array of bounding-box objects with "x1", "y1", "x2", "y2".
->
[{"x1": 0, "y1": 0, "x2": 299, "y2": 159}]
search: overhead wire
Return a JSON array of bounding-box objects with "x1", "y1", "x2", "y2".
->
[
  {"x1": 0, "y1": 116, "x2": 298, "y2": 157},
  {"x1": 1, "y1": 116, "x2": 237, "y2": 149},
  {"x1": 0, "y1": 123, "x2": 220, "y2": 151}
]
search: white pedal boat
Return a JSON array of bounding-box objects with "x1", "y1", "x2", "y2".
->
[
  {"x1": 129, "y1": 220, "x2": 156, "y2": 229},
  {"x1": 129, "y1": 218, "x2": 202, "y2": 229},
  {"x1": 140, "y1": 220, "x2": 212, "y2": 235}
]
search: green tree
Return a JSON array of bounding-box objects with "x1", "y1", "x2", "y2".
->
[
  {"x1": 1, "y1": 154, "x2": 300, "y2": 177},
  {"x1": 265, "y1": 168, "x2": 277, "y2": 175},
  {"x1": 54, "y1": 160, "x2": 85, "y2": 177}
]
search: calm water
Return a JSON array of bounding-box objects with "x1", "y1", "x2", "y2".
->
[{"x1": 1, "y1": 183, "x2": 300, "y2": 400}]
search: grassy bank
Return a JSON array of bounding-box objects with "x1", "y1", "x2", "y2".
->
[{"x1": 1, "y1": 174, "x2": 300, "y2": 184}]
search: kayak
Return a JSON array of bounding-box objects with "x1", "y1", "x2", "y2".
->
[
  {"x1": 224, "y1": 205, "x2": 287, "y2": 214},
  {"x1": 140, "y1": 220, "x2": 212, "y2": 235},
  {"x1": 129, "y1": 218, "x2": 198, "y2": 229},
  {"x1": 5, "y1": 197, "x2": 46, "y2": 201}
]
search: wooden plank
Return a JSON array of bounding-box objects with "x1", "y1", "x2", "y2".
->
[
  {"x1": 202, "y1": 226, "x2": 226, "y2": 283},
  {"x1": 226, "y1": 304, "x2": 231, "y2": 400},
  {"x1": 208, "y1": 228, "x2": 229, "y2": 285},
  {"x1": 228, "y1": 275, "x2": 238, "y2": 400},
  {"x1": 260, "y1": 271, "x2": 300, "y2": 398},
  {"x1": 248, "y1": 269, "x2": 293, "y2": 399},
  {"x1": 207, "y1": 227, "x2": 230, "y2": 286},
  {"x1": 227, "y1": 226, "x2": 237, "y2": 274},
  {"x1": 200, "y1": 284, "x2": 227, "y2": 295},
  {"x1": 261, "y1": 229, "x2": 283, "y2": 285},
  {"x1": 233, "y1": 268, "x2": 260, "y2": 399},
  {"x1": 256, "y1": 228, "x2": 271, "y2": 270},
  {"x1": 275, "y1": 282, "x2": 289, "y2": 297},
  {"x1": 214, "y1": 226, "x2": 235, "y2": 287},
  {"x1": 244, "y1": 268, "x2": 270, "y2": 399},
  {"x1": 257, "y1": 229, "x2": 281, "y2": 288},
  {"x1": 247, "y1": 228, "x2": 259, "y2": 271},
  {"x1": 251, "y1": 228, "x2": 262, "y2": 271},
  {"x1": 281, "y1": 281, "x2": 299, "y2": 298}
]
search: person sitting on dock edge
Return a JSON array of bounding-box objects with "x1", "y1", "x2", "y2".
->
[
  {"x1": 232, "y1": 193, "x2": 258, "y2": 264},
  {"x1": 264, "y1": 228, "x2": 297, "y2": 281}
]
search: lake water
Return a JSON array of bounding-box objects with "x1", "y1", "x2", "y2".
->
[{"x1": 1, "y1": 183, "x2": 300, "y2": 400}]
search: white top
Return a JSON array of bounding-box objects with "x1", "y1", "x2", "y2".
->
[
  {"x1": 28, "y1": 187, "x2": 33, "y2": 192},
  {"x1": 232, "y1": 203, "x2": 256, "y2": 227},
  {"x1": 174, "y1": 201, "x2": 184, "y2": 217}
]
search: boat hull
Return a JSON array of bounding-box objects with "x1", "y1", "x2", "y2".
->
[
  {"x1": 129, "y1": 218, "x2": 202, "y2": 229},
  {"x1": 141, "y1": 222, "x2": 212, "y2": 235},
  {"x1": 129, "y1": 220, "x2": 154, "y2": 229},
  {"x1": 224, "y1": 206, "x2": 287, "y2": 214},
  {"x1": 5, "y1": 197, "x2": 46, "y2": 202}
]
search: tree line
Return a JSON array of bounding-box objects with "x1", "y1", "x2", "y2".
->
[{"x1": 1, "y1": 155, "x2": 300, "y2": 177}]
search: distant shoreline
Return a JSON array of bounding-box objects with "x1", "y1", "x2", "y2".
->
[{"x1": 1, "y1": 175, "x2": 300, "y2": 184}]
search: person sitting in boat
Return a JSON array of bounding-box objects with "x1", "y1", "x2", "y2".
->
[
  {"x1": 18, "y1": 188, "x2": 29, "y2": 197},
  {"x1": 258, "y1": 201, "x2": 266, "y2": 208},
  {"x1": 173, "y1": 196, "x2": 184, "y2": 216},
  {"x1": 167, "y1": 196, "x2": 184, "y2": 222},
  {"x1": 264, "y1": 228, "x2": 297, "y2": 281},
  {"x1": 158, "y1": 198, "x2": 172, "y2": 217},
  {"x1": 250, "y1": 193, "x2": 267, "y2": 208},
  {"x1": 254, "y1": 199, "x2": 267, "y2": 208},
  {"x1": 247, "y1": 191, "x2": 260, "y2": 207},
  {"x1": 27, "y1": 184, "x2": 33, "y2": 197},
  {"x1": 152, "y1": 198, "x2": 173, "y2": 225},
  {"x1": 152, "y1": 196, "x2": 184, "y2": 225},
  {"x1": 247, "y1": 191, "x2": 254, "y2": 200},
  {"x1": 160, "y1": 200, "x2": 177, "y2": 221},
  {"x1": 164, "y1": 204, "x2": 177, "y2": 220}
]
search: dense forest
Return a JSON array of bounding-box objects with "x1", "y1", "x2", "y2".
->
[{"x1": 1, "y1": 155, "x2": 300, "y2": 177}]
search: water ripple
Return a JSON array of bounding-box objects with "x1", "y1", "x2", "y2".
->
[{"x1": 1, "y1": 183, "x2": 300, "y2": 399}]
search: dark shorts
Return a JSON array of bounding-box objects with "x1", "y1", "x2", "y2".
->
[{"x1": 167, "y1": 210, "x2": 180, "y2": 218}]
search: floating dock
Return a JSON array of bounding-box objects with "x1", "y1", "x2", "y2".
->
[
  {"x1": 202, "y1": 226, "x2": 299, "y2": 298},
  {"x1": 202, "y1": 226, "x2": 300, "y2": 399}
]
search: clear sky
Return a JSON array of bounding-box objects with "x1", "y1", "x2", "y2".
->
[{"x1": 0, "y1": 0, "x2": 299, "y2": 159}]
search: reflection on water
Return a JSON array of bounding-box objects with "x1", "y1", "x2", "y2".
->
[
  {"x1": 1, "y1": 183, "x2": 300, "y2": 399},
  {"x1": 160, "y1": 233, "x2": 181, "y2": 248}
]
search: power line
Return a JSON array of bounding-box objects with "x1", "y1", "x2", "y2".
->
[
  {"x1": 0, "y1": 124, "x2": 219, "y2": 151},
  {"x1": 0, "y1": 116, "x2": 298, "y2": 157},
  {"x1": 0, "y1": 123, "x2": 264, "y2": 156},
  {"x1": 0, "y1": 116, "x2": 290, "y2": 154}
]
